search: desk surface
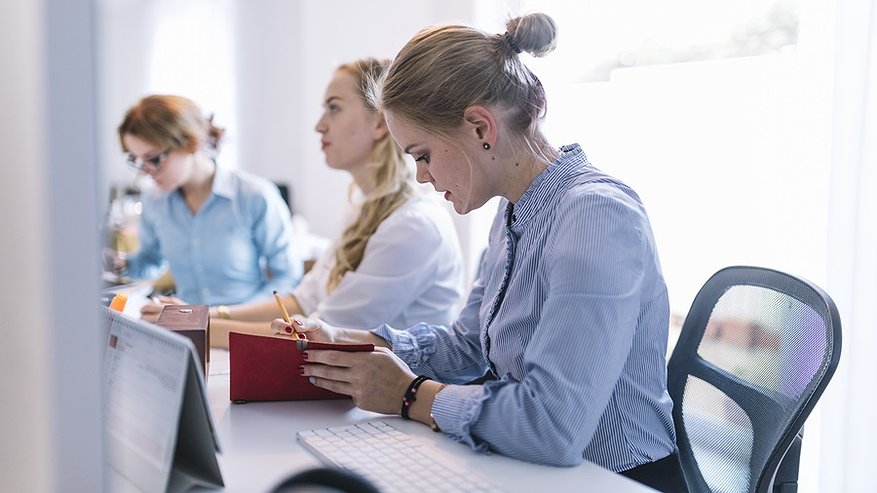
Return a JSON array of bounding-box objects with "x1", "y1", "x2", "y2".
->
[{"x1": 187, "y1": 349, "x2": 655, "y2": 493}]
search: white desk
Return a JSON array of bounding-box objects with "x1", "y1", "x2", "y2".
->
[{"x1": 196, "y1": 348, "x2": 656, "y2": 493}]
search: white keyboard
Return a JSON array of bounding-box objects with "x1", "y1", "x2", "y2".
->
[{"x1": 297, "y1": 421, "x2": 502, "y2": 492}]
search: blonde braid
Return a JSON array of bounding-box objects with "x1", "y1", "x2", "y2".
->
[{"x1": 326, "y1": 59, "x2": 414, "y2": 293}]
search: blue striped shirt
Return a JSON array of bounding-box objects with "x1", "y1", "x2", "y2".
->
[{"x1": 373, "y1": 144, "x2": 676, "y2": 471}]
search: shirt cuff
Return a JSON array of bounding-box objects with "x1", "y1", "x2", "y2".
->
[
  {"x1": 371, "y1": 322, "x2": 437, "y2": 371},
  {"x1": 431, "y1": 384, "x2": 490, "y2": 453}
]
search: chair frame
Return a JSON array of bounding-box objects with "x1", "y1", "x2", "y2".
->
[{"x1": 668, "y1": 266, "x2": 842, "y2": 493}]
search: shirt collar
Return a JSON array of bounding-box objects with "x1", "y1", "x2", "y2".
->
[
  {"x1": 210, "y1": 163, "x2": 236, "y2": 200},
  {"x1": 508, "y1": 144, "x2": 588, "y2": 228}
]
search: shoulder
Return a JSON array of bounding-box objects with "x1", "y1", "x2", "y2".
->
[
  {"x1": 540, "y1": 174, "x2": 650, "y2": 258},
  {"x1": 216, "y1": 168, "x2": 288, "y2": 219},
  {"x1": 366, "y1": 193, "x2": 457, "y2": 247},
  {"x1": 557, "y1": 168, "x2": 645, "y2": 219},
  {"x1": 221, "y1": 167, "x2": 281, "y2": 198}
]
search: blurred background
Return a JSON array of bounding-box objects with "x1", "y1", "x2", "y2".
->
[{"x1": 3, "y1": 0, "x2": 875, "y2": 491}]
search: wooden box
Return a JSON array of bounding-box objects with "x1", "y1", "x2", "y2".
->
[{"x1": 156, "y1": 304, "x2": 210, "y2": 377}]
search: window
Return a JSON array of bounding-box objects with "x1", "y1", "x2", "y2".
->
[{"x1": 508, "y1": 0, "x2": 828, "y2": 321}]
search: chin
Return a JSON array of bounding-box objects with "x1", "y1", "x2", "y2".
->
[
  {"x1": 455, "y1": 194, "x2": 490, "y2": 215},
  {"x1": 324, "y1": 158, "x2": 347, "y2": 171},
  {"x1": 451, "y1": 200, "x2": 472, "y2": 215},
  {"x1": 154, "y1": 180, "x2": 175, "y2": 192}
]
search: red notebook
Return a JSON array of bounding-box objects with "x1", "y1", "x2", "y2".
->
[{"x1": 228, "y1": 332, "x2": 374, "y2": 403}]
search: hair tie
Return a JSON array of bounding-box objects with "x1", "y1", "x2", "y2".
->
[{"x1": 504, "y1": 32, "x2": 522, "y2": 54}]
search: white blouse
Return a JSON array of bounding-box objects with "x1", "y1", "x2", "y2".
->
[{"x1": 292, "y1": 194, "x2": 464, "y2": 329}]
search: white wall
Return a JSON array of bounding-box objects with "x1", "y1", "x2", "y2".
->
[
  {"x1": 235, "y1": 0, "x2": 478, "y2": 240},
  {"x1": 1, "y1": 0, "x2": 104, "y2": 491},
  {"x1": 1, "y1": 1, "x2": 53, "y2": 489},
  {"x1": 96, "y1": 0, "x2": 155, "y2": 188}
]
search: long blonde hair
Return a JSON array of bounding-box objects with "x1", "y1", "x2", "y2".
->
[{"x1": 327, "y1": 58, "x2": 414, "y2": 293}]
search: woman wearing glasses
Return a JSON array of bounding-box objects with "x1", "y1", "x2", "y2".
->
[{"x1": 113, "y1": 95, "x2": 302, "y2": 306}]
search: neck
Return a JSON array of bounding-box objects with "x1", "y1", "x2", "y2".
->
[
  {"x1": 502, "y1": 145, "x2": 557, "y2": 204},
  {"x1": 180, "y1": 153, "x2": 216, "y2": 198},
  {"x1": 350, "y1": 161, "x2": 377, "y2": 195}
]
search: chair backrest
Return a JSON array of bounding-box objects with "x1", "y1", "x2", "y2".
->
[{"x1": 667, "y1": 266, "x2": 841, "y2": 493}]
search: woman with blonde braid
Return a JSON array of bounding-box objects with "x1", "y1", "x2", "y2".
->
[{"x1": 152, "y1": 58, "x2": 465, "y2": 348}]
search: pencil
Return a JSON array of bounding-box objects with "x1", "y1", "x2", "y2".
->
[{"x1": 273, "y1": 290, "x2": 302, "y2": 340}]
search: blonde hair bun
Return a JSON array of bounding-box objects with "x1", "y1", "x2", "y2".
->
[{"x1": 505, "y1": 13, "x2": 558, "y2": 58}]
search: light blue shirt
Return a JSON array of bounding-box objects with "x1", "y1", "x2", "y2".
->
[
  {"x1": 126, "y1": 165, "x2": 302, "y2": 305},
  {"x1": 374, "y1": 144, "x2": 676, "y2": 471}
]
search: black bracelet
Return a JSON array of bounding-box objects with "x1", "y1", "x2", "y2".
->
[{"x1": 400, "y1": 375, "x2": 430, "y2": 419}]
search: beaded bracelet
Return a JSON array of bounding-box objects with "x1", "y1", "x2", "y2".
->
[{"x1": 400, "y1": 375, "x2": 430, "y2": 419}]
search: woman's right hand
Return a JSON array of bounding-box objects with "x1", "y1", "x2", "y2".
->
[
  {"x1": 269, "y1": 317, "x2": 390, "y2": 347},
  {"x1": 270, "y1": 317, "x2": 338, "y2": 343},
  {"x1": 103, "y1": 248, "x2": 127, "y2": 275}
]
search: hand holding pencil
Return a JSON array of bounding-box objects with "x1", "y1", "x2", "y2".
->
[{"x1": 273, "y1": 290, "x2": 305, "y2": 340}]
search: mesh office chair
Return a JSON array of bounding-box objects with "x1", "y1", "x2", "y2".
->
[{"x1": 667, "y1": 266, "x2": 841, "y2": 493}]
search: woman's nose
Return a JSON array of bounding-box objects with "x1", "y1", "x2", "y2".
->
[
  {"x1": 415, "y1": 162, "x2": 431, "y2": 183},
  {"x1": 314, "y1": 116, "x2": 327, "y2": 133}
]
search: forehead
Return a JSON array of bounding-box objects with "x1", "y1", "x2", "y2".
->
[
  {"x1": 122, "y1": 134, "x2": 161, "y2": 155},
  {"x1": 324, "y1": 70, "x2": 360, "y2": 101},
  {"x1": 384, "y1": 111, "x2": 428, "y2": 150}
]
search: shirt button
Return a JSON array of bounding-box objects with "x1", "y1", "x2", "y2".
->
[{"x1": 192, "y1": 239, "x2": 199, "y2": 246}]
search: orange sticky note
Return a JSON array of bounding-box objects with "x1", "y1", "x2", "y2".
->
[{"x1": 109, "y1": 292, "x2": 128, "y2": 312}]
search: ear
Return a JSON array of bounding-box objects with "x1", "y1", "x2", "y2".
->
[
  {"x1": 371, "y1": 113, "x2": 389, "y2": 141},
  {"x1": 462, "y1": 105, "x2": 497, "y2": 148}
]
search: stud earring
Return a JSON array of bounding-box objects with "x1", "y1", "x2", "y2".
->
[{"x1": 482, "y1": 142, "x2": 491, "y2": 150}]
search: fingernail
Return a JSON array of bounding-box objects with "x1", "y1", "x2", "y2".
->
[
  {"x1": 298, "y1": 366, "x2": 304, "y2": 375},
  {"x1": 294, "y1": 318, "x2": 304, "y2": 326},
  {"x1": 285, "y1": 325, "x2": 293, "y2": 334},
  {"x1": 308, "y1": 376, "x2": 316, "y2": 384},
  {"x1": 302, "y1": 352, "x2": 308, "y2": 360}
]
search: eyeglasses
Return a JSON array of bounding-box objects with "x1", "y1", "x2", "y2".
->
[{"x1": 126, "y1": 149, "x2": 170, "y2": 173}]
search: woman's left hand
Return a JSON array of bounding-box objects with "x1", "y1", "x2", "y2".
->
[
  {"x1": 140, "y1": 295, "x2": 187, "y2": 323},
  {"x1": 301, "y1": 347, "x2": 415, "y2": 415}
]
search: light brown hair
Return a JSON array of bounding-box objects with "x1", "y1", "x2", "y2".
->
[
  {"x1": 118, "y1": 95, "x2": 224, "y2": 155},
  {"x1": 327, "y1": 58, "x2": 414, "y2": 293}
]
